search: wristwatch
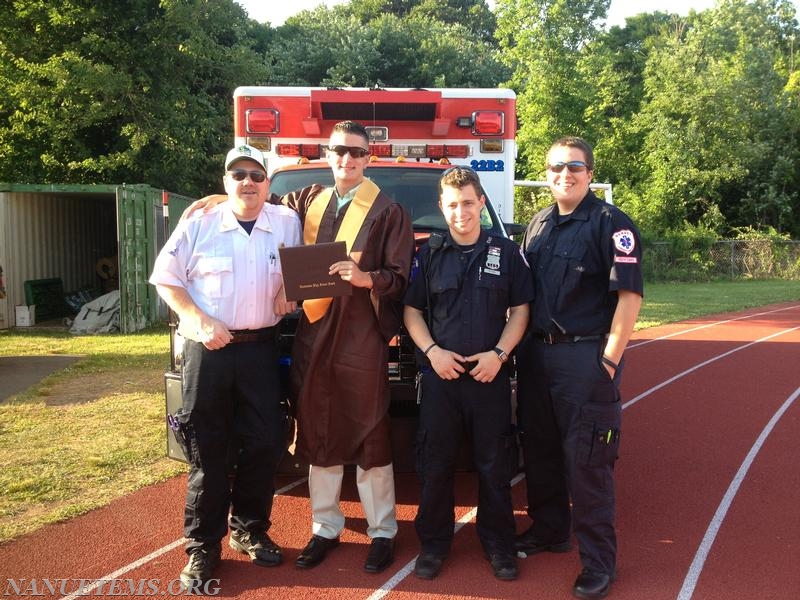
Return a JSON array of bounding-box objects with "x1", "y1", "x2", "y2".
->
[{"x1": 493, "y1": 347, "x2": 508, "y2": 363}]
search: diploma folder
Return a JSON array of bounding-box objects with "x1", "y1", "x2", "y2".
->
[{"x1": 278, "y1": 241, "x2": 353, "y2": 301}]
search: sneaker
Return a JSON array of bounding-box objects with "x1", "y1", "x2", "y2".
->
[
  {"x1": 229, "y1": 530, "x2": 283, "y2": 567},
  {"x1": 180, "y1": 545, "x2": 221, "y2": 589}
]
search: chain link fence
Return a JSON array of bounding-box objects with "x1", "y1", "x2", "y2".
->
[{"x1": 644, "y1": 240, "x2": 800, "y2": 281}]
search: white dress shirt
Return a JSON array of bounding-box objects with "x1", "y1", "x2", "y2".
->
[{"x1": 150, "y1": 201, "x2": 302, "y2": 340}]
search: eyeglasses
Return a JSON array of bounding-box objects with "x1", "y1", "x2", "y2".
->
[
  {"x1": 547, "y1": 161, "x2": 589, "y2": 173},
  {"x1": 326, "y1": 145, "x2": 370, "y2": 158},
  {"x1": 228, "y1": 169, "x2": 267, "y2": 182}
]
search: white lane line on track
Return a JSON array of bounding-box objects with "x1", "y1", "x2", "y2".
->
[
  {"x1": 676, "y1": 385, "x2": 800, "y2": 600},
  {"x1": 623, "y1": 325, "x2": 800, "y2": 410},
  {"x1": 369, "y1": 325, "x2": 798, "y2": 597},
  {"x1": 627, "y1": 304, "x2": 800, "y2": 350},
  {"x1": 56, "y1": 477, "x2": 308, "y2": 600},
  {"x1": 55, "y1": 310, "x2": 800, "y2": 599},
  {"x1": 58, "y1": 539, "x2": 187, "y2": 600},
  {"x1": 365, "y1": 473, "x2": 525, "y2": 600}
]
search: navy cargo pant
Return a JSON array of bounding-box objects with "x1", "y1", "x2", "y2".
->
[
  {"x1": 517, "y1": 337, "x2": 622, "y2": 576},
  {"x1": 415, "y1": 368, "x2": 517, "y2": 557},
  {"x1": 179, "y1": 337, "x2": 286, "y2": 552}
]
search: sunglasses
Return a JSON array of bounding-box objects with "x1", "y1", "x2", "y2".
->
[
  {"x1": 326, "y1": 145, "x2": 370, "y2": 158},
  {"x1": 547, "y1": 161, "x2": 589, "y2": 173},
  {"x1": 228, "y1": 169, "x2": 267, "y2": 182}
]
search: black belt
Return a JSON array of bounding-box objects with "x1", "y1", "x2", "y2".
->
[
  {"x1": 536, "y1": 332, "x2": 605, "y2": 345},
  {"x1": 229, "y1": 327, "x2": 276, "y2": 344}
]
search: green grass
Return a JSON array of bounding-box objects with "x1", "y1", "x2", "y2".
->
[
  {"x1": 0, "y1": 325, "x2": 186, "y2": 542},
  {"x1": 637, "y1": 280, "x2": 800, "y2": 329},
  {"x1": 0, "y1": 280, "x2": 798, "y2": 542}
]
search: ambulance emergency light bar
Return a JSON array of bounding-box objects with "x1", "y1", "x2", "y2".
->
[
  {"x1": 274, "y1": 143, "x2": 473, "y2": 160},
  {"x1": 247, "y1": 108, "x2": 504, "y2": 137},
  {"x1": 245, "y1": 108, "x2": 505, "y2": 141}
]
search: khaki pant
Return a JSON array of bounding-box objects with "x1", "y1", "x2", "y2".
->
[{"x1": 309, "y1": 463, "x2": 398, "y2": 539}]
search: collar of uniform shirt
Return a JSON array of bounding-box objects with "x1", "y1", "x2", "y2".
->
[{"x1": 334, "y1": 183, "x2": 361, "y2": 217}]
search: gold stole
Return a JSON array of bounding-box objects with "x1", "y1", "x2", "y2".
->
[{"x1": 302, "y1": 179, "x2": 380, "y2": 322}]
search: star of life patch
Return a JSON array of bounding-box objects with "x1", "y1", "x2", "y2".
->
[{"x1": 612, "y1": 229, "x2": 636, "y2": 255}]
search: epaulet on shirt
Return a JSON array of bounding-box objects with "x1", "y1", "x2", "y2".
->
[
  {"x1": 184, "y1": 203, "x2": 221, "y2": 222},
  {"x1": 266, "y1": 203, "x2": 297, "y2": 217}
]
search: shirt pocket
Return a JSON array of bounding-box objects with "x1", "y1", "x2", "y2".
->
[
  {"x1": 553, "y1": 243, "x2": 588, "y2": 306},
  {"x1": 195, "y1": 257, "x2": 233, "y2": 299},
  {"x1": 476, "y1": 269, "x2": 510, "y2": 309},
  {"x1": 429, "y1": 273, "x2": 459, "y2": 320}
]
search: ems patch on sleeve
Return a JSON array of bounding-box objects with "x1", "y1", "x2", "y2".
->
[
  {"x1": 612, "y1": 229, "x2": 636, "y2": 255},
  {"x1": 167, "y1": 237, "x2": 183, "y2": 256},
  {"x1": 410, "y1": 256, "x2": 420, "y2": 282}
]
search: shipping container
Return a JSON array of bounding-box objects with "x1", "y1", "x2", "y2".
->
[{"x1": 0, "y1": 183, "x2": 194, "y2": 332}]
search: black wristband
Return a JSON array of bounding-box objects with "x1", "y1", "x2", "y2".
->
[
  {"x1": 601, "y1": 355, "x2": 619, "y2": 370},
  {"x1": 423, "y1": 342, "x2": 437, "y2": 355}
]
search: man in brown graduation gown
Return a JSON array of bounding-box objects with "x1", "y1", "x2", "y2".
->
[
  {"x1": 187, "y1": 121, "x2": 414, "y2": 573},
  {"x1": 286, "y1": 121, "x2": 414, "y2": 573}
]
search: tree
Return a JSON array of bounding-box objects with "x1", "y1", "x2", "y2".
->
[
  {"x1": 268, "y1": 5, "x2": 507, "y2": 88},
  {"x1": 578, "y1": 12, "x2": 677, "y2": 189},
  {"x1": 494, "y1": 0, "x2": 609, "y2": 183},
  {"x1": 622, "y1": 0, "x2": 800, "y2": 236},
  {"x1": 339, "y1": 0, "x2": 497, "y2": 42},
  {"x1": 0, "y1": 0, "x2": 271, "y2": 196}
]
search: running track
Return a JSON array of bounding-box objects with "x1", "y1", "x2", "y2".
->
[{"x1": 2, "y1": 302, "x2": 799, "y2": 599}]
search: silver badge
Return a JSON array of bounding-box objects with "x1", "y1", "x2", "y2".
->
[{"x1": 485, "y1": 246, "x2": 501, "y2": 274}]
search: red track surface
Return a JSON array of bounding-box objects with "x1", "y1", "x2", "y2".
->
[{"x1": 2, "y1": 302, "x2": 800, "y2": 599}]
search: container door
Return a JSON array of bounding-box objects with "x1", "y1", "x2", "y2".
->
[
  {"x1": 0, "y1": 267, "x2": 6, "y2": 329},
  {"x1": 116, "y1": 186, "x2": 159, "y2": 332},
  {"x1": 0, "y1": 194, "x2": 10, "y2": 329}
]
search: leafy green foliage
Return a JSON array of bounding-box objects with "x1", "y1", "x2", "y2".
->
[
  {"x1": 499, "y1": 0, "x2": 799, "y2": 239},
  {"x1": 0, "y1": 0, "x2": 798, "y2": 238},
  {"x1": 623, "y1": 0, "x2": 800, "y2": 236},
  {"x1": 268, "y1": 3, "x2": 506, "y2": 87},
  {"x1": 0, "y1": 0, "x2": 270, "y2": 197},
  {"x1": 495, "y1": 0, "x2": 609, "y2": 190}
]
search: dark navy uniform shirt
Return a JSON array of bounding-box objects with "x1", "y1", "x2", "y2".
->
[
  {"x1": 522, "y1": 191, "x2": 644, "y2": 337},
  {"x1": 404, "y1": 229, "x2": 534, "y2": 356}
]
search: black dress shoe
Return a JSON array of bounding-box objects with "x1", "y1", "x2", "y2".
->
[
  {"x1": 364, "y1": 537, "x2": 395, "y2": 573},
  {"x1": 229, "y1": 529, "x2": 282, "y2": 567},
  {"x1": 573, "y1": 568, "x2": 614, "y2": 600},
  {"x1": 414, "y1": 552, "x2": 445, "y2": 580},
  {"x1": 295, "y1": 535, "x2": 340, "y2": 569},
  {"x1": 487, "y1": 553, "x2": 518, "y2": 581},
  {"x1": 514, "y1": 526, "x2": 572, "y2": 557}
]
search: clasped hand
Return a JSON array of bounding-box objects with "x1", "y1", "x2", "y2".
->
[{"x1": 427, "y1": 347, "x2": 501, "y2": 383}]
